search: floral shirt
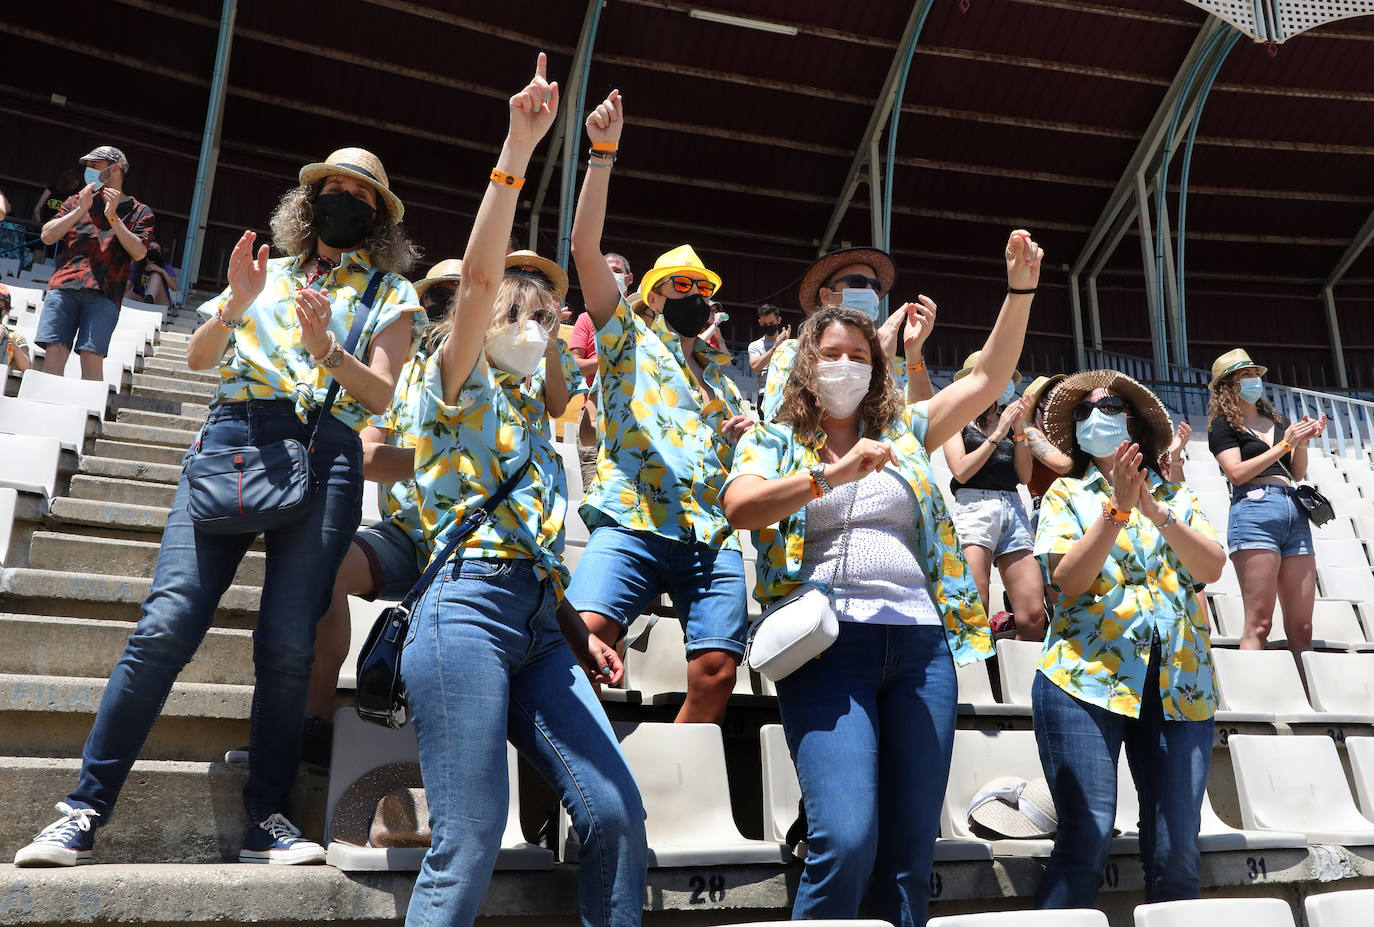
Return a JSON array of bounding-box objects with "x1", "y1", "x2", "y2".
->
[
  {"x1": 368, "y1": 347, "x2": 432, "y2": 571},
  {"x1": 583, "y1": 296, "x2": 746, "y2": 549},
  {"x1": 1034, "y1": 465, "x2": 1220, "y2": 721},
  {"x1": 2, "y1": 326, "x2": 27, "y2": 364},
  {"x1": 724, "y1": 402, "x2": 994, "y2": 667},
  {"x1": 760, "y1": 338, "x2": 907, "y2": 421},
  {"x1": 46, "y1": 193, "x2": 155, "y2": 303},
  {"x1": 197, "y1": 249, "x2": 423, "y2": 430},
  {"x1": 527, "y1": 339, "x2": 588, "y2": 440},
  {"x1": 412, "y1": 352, "x2": 569, "y2": 591}
]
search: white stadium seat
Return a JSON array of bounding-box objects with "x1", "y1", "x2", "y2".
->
[
  {"x1": 1228, "y1": 734, "x2": 1374, "y2": 844},
  {"x1": 1313, "y1": 537, "x2": 1370, "y2": 570},
  {"x1": 0, "y1": 395, "x2": 88, "y2": 452},
  {"x1": 1317, "y1": 564, "x2": 1374, "y2": 604},
  {"x1": 0, "y1": 487, "x2": 16, "y2": 567},
  {"x1": 1304, "y1": 889, "x2": 1374, "y2": 927},
  {"x1": 0, "y1": 433, "x2": 61, "y2": 498},
  {"x1": 994, "y1": 638, "x2": 1041, "y2": 707},
  {"x1": 1134, "y1": 897, "x2": 1294, "y2": 927},
  {"x1": 1345, "y1": 737, "x2": 1374, "y2": 822},
  {"x1": 930, "y1": 912, "x2": 1107, "y2": 927},
  {"x1": 1213, "y1": 648, "x2": 1374, "y2": 724},
  {"x1": 17, "y1": 368, "x2": 107, "y2": 422},
  {"x1": 1301, "y1": 653, "x2": 1374, "y2": 717}
]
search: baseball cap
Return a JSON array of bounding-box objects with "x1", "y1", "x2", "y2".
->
[{"x1": 80, "y1": 146, "x2": 129, "y2": 173}]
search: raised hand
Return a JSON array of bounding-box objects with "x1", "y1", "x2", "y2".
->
[
  {"x1": 76, "y1": 183, "x2": 95, "y2": 214},
  {"x1": 585, "y1": 89, "x2": 624, "y2": 147},
  {"x1": 827, "y1": 438, "x2": 898, "y2": 486},
  {"x1": 509, "y1": 52, "x2": 560, "y2": 150},
  {"x1": 779, "y1": 323, "x2": 792, "y2": 341},
  {"x1": 224, "y1": 230, "x2": 270, "y2": 316},
  {"x1": 1171, "y1": 421, "x2": 1192, "y2": 454},
  {"x1": 992, "y1": 397, "x2": 1025, "y2": 439},
  {"x1": 100, "y1": 187, "x2": 120, "y2": 221},
  {"x1": 1005, "y1": 229, "x2": 1045, "y2": 293},
  {"x1": 294, "y1": 287, "x2": 334, "y2": 359},
  {"x1": 1137, "y1": 475, "x2": 1169, "y2": 525},
  {"x1": 901, "y1": 296, "x2": 937, "y2": 354},
  {"x1": 1108, "y1": 441, "x2": 1144, "y2": 512},
  {"x1": 719, "y1": 414, "x2": 754, "y2": 444}
]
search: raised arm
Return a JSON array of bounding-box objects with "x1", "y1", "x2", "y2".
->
[
  {"x1": 924, "y1": 231, "x2": 1042, "y2": 451},
  {"x1": 900, "y1": 298, "x2": 936, "y2": 403},
  {"x1": 569, "y1": 90, "x2": 624, "y2": 330},
  {"x1": 440, "y1": 53, "x2": 559, "y2": 403}
]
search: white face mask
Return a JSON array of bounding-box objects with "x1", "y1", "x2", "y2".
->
[
  {"x1": 815, "y1": 358, "x2": 872, "y2": 418},
  {"x1": 485, "y1": 318, "x2": 548, "y2": 377},
  {"x1": 612, "y1": 271, "x2": 630, "y2": 297}
]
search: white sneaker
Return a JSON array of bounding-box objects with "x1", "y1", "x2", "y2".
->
[
  {"x1": 13, "y1": 803, "x2": 98, "y2": 867},
  {"x1": 238, "y1": 813, "x2": 325, "y2": 865}
]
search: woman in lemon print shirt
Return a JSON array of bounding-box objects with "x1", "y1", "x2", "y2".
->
[{"x1": 1032, "y1": 370, "x2": 1225, "y2": 910}]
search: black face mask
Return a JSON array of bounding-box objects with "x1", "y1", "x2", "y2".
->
[
  {"x1": 313, "y1": 192, "x2": 375, "y2": 250},
  {"x1": 661, "y1": 291, "x2": 712, "y2": 337},
  {"x1": 760, "y1": 322, "x2": 780, "y2": 335}
]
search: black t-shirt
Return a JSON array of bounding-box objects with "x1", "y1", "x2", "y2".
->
[
  {"x1": 950, "y1": 424, "x2": 1019, "y2": 493},
  {"x1": 1207, "y1": 415, "x2": 1292, "y2": 482}
]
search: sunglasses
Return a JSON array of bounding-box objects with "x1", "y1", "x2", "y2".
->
[
  {"x1": 1072, "y1": 395, "x2": 1129, "y2": 422},
  {"x1": 422, "y1": 283, "x2": 457, "y2": 304},
  {"x1": 505, "y1": 302, "x2": 558, "y2": 332},
  {"x1": 663, "y1": 274, "x2": 717, "y2": 298},
  {"x1": 827, "y1": 273, "x2": 881, "y2": 291}
]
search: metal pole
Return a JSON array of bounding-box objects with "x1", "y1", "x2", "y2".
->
[
  {"x1": 1068, "y1": 272, "x2": 1087, "y2": 370},
  {"x1": 1156, "y1": 195, "x2": 1182, "y2": 367},
  {"x1": 180, "y1": 0, "x2": 236, "y2": 291},
  {"x1": 1087, "y1": 275, "x2": 1103, "y2": 351},
  {"x1": 868, "y1": 137, "x2": 883, "y2": 249},
  {"x1": 1322, "y1": 285, "x2": 1350, "y2": 388},
  {"x1": 556, "y1": 0, "x2": 603, "y2": 270},
  {"x1": 1135, "y1": 172, "x2": 1167, "y2": 377}
]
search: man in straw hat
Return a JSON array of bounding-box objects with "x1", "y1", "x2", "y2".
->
[
  {"x1": 566, "y1": 88, "x2": 753, "y2": 723},
  {"x1": 36, "y1": 144, "x2": 154, "y2": 381},
  {"x1": 758, "y1": 245, "x2": 938, "y2": 421},
  {"x1": 1032, "y1": 368, "x2": 1225, "y2": 908}
]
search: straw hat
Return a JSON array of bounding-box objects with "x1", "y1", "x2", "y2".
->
[
  {"x1": 505, "y1": 250, "x2": 569, "y2": 303},
  {"x1": 1022, "y1": 373, "x2": 1066, "y2": 408},
  {"x1": 412, "y1": 259, "x2": 463, "y2": 300},
  {"x1": 299, "y1": 147, "x2": 404, "y2": 221},
  {"x1": 951, "y1": 350, "x2": 1023, "y2": 385},
  {"x1": 797, "y1": 247, "x2": 896, "y2": 316},
  {"x1": 1042, "y1": 369, "x2": 1174, "y2": 457},
  {"x1": 1209, "y1": 348, "x2": 1267, "y2": 388},
  {"x1": 968, "y1": 776, "x2": 1058, "y2": 839},
  {"x1": 639, "y1": 245, "x2": 722, "y2": 304}
]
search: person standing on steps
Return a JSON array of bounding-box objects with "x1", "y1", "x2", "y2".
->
[{"x1": 13, "y1": 146, "x2": 423, "y2": 868}]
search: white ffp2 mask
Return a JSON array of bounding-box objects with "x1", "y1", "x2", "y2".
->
[
  {"x1": 816, "y1": 359, "x2": 872, "y2": 418},
  {"x1": 486, "y1": 319, "x2": 549, "y2": 378}
]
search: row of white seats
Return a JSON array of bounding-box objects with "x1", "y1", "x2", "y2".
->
[
  {"x1": 1208, "y1": 592, "x2": 1374, "y2": 650},
  {"x1": 923, "y1": 890, "x2": 1372, "y2": 926}
]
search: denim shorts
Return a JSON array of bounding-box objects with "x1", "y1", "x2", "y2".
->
[
  {"x1": 565, "y1": 523, "x2": 748, "y2": 657},
  {"x1": 952, "y1": 488, "x2": 1033, "y2": 558},
  {"x1": 35, "y1": 287, "x2": 120, "y2": 355},
  {"x1": 352, "y1": 519, "x2": 423, "y2": 601},
  {"x1": 1227, "y1": 484, "x2": 1313, "y2": 557}
]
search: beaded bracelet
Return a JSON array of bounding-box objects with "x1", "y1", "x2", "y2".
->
[{"x1": 215, "y1": 308, "x2": 247, "y2": 330}]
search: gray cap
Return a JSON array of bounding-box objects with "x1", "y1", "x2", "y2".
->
[{"x1": 80, "y1": 145, "x2": 129, "y2": 173}]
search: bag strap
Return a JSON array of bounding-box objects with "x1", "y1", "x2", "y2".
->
[
  {"x1": 388, "y1": 452, "x2": 534, "y2": 622},
  {"x1": 307, "y1": 270, "x2": 385, "y2": 448}
]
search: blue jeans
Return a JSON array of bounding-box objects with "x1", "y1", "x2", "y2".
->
[
  {"x1": 1032, "y1": 643, "x2": 1214, "y2": 908},
  {"x1": 68, "y1": 400, "x2": 363, "y2": 823},
  {"x1": 402, "y1": 558, "x2": 648, "y2": 927},
  {"x1": 775, "y1": 622, "x2": 957, "y2": 927},
  {"x1": 1227, "y1": 484, "x2": 1313, "y2": 557},
  {"x1": 36, "y1": 287, "x2": 120, "y2": 355}
]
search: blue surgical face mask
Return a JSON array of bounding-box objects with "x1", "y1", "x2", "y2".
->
[
  {"x1": 83, "y1": 166, "x2": 104, "y2": 190},
  {"x1": 999, "y1": 381, "x2": 1017, "y2": 406},
  {"x1": 1076, "y1": 408, "x2": 1131, "y2": 459},
  {"x1": 839, "y1": 286, "x2": 882, "y2": 322},
  {"x1": 1237, "y1": 376, "x2": 1264, "y2": 403}
]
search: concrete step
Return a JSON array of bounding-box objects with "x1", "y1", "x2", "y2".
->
[
  {"x1": 91, "y1": 439, "x2": 186, "y2": 467},
  {"x1": 0, "y1": 615, "x2": 253, "y2": 686},
  {"x1": 0, "y1": 567, "x2": 259, "y2": 629},
  {"x1": 80, "y1": 454, "x2": 183, "y2": 486},
  {"x1": 131, "y1": 374, "x2": 214, "y2": 399},
  {"x1": 115, "y1": 407, "x2": 207, "y2": 432},
  {"x1": 0, "y1": 674, "x2": 250, "y2": 762},
  {"x1": 99, "y1": 421, "x2": 198, "y2": 450},
  {"x1": 140, "y1": 359, "x2": 219, "y2": 386},
  {"x1": 26, "y1": 532, "x2": 266, "y2": 586},
  {"x1": 48, "y1": 497, "x2": 173, "y2": 537},
  {"x1": 125, "y1": 382, "x2": 215, "y2": 410},
  {"x1": 110, "y1": 390, "x2": 210, "y2": 421},
  {"x1": 68, "y1": 475, "x2": 176, "y2": 509},
  {"x1": 0, "y1": 758, "x2": 326, "y2": 866}
]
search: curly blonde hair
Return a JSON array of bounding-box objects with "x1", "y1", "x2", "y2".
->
[
  {"x1": 1208, "y1": 373, "x2": 1282, "y2": 432},
  {"x1": 776, "y1": 306, "x2": 901, "y2": 447},
  {"x1": 268, "y1": 179, "x2": 420, "y2": 274}
]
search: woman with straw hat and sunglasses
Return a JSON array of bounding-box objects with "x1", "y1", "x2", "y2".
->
[
  {"x1": 1206, "y1": 348, "x2": 1326, "y2": 656},
  {"x1": 1033, "y1": 371, "x2": 1225, "y2": 908}
]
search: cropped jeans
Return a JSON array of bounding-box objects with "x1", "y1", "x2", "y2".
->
[
  {"x1": 68, "y1": 399, "x2": 363, "y2": 824},
  {"x1": 401, "y1": 557, "x2": 648, "y2": 927},
  {"x1": 775, "y1": 621, "x2": 958, "y2": 927}
]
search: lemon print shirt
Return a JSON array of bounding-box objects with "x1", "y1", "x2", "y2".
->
[
  {"x1": 368, "y1": 347, "x2": 433, "y2": 571},
  {"x1": 197, "y1": 249, "x2": 423, "y2": 430},
  {"x1": 583, "y1": 296, "x2": 746, "y2": 550},
  {"x1": 760, "y1": 338, "x2": 906, "y2": 421},
  {"x1": 412, "y1": 352, "x2": 569, "y2": 592},
  {"x1": 1034, "y1": 465, "x2": 1220, "y2": 721},
  {"x1": 723, "y1": 401, "x2": 993, "y2": 667}
]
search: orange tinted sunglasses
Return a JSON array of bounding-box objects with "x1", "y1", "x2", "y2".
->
[{"x1": 665, "y1": 274, "x2": 717, "y2": 298}]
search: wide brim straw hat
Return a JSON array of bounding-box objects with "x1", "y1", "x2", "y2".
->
[
  {"x1": 968, "y1": 776, "x2": 1058, "y2": 839},
  {"x1": 951, "y1": 350, "x2": 1023, "y2": 385},
  {"x1": 639, "y1": 244, "x2": 723, "y2": 304},
  {"x1": 1022, "y1": 373, "x2": 1067, "y2": 407},
  {"x1": 797, "y1": 247, "x2": 896, "y2": 316},
  {"x1": 299, "y1": 147, "x2": 404, "y2": 221},
  {"x1": 1043, "y1": 369, "x2": 1174, "y2": 457},
  {"x1": 1209, "y1": 348, "x2": 1267, "y2": 388},
  {"x1": 505, "y1": 250, "x2": 569, "y2": 303},
  {"x1": 412, "y1": 259, "x2": 463, "y2": 300}
]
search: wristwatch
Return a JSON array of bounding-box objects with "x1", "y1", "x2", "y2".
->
[
  {"x1": 808, "y1": 465, "x2": 833, "y2": 498},
  {"x1": 1154, "y1": 508, "x2": 1177, "y2": 530}
]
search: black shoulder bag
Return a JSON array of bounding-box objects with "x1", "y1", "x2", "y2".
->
[
  {"x1": 1277, "y1": 458, "x2": 1336, "y2": 527},
  {"x1": 186, "y1": 273, "x2": 383, "y2": 535},
  {"x1": 355, "y1": 452, "x2": 533, "y2": 728}
]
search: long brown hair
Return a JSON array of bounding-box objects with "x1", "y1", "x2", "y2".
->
[
  {"x1": 776, "y1": 306, "x2": 901, "y2": 447},
  {"x1": 1207, "y1": 373, "x2": 1282, "y2": 432},
  {"x1": 268, "y1": 179, "x2": 420, "y2": 274}
]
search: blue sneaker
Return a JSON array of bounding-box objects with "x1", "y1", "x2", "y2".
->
[
  {"x1": 239, "y1": 813, "x2": 325, "y2": 865},
  {"x1": 13, "y1": 803, "x2": 98, "y2": 867}
]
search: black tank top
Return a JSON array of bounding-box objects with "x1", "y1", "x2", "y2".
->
[{"x1": 950, "y1": 424, "x2": 1018, "y2": 493}]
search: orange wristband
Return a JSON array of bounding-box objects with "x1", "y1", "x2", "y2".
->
[
  {"x1": 490, "y1": 168, "x2": 524, "y2": 190},
  {"x1": 1102, "y1": 501, "x2": 1130, "y2": 525},
  {"x1": 591, "y1": 141, "x2": 618, "y2": 152},
  {"x1": 905, "y1": 359, "x2": 927, "y2": 372}
]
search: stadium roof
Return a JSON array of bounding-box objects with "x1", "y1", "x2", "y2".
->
[{"x1": 5, "y1": 0, "x2": 1374, "y2": 387}]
